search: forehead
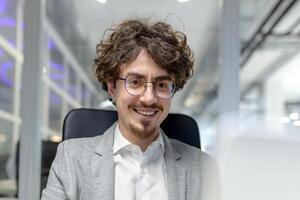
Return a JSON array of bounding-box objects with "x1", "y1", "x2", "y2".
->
[{"x1": 119, "y1": 50, "x2": 169, "y2": 78}]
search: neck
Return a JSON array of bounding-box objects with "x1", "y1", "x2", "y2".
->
[
  {"x1": 118, "y1": 124, "x2": 159, "y2": 152},
  {"x1": 135, "y1": 134, "x2": 159, "y2": 152}
]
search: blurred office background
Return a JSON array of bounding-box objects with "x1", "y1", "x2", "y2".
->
[{"x1": 0, "y1": 0, "x2": 300, "y2": 199}]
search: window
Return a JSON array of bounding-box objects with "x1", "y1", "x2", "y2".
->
[
  {"x1": 0, "y1": 50, "x2": 14, "y2": 113},
  {"x1": 48, "y1": 89, "x2": 62, "y2": 132}
]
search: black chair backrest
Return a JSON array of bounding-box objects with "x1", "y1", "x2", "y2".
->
[{"x1": 62, "y1": 108, "x2": 200, "y2": 149}]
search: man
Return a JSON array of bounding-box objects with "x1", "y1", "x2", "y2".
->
[{"x1": 41, "y1": 19, "x2": 219, "y2": 200}]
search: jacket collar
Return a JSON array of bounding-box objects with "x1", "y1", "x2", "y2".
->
[
  {"x1": 161, "y1": 129, "x2": 181, "y2": 161},
  {"x1": 91, "y1": 123, "x2": 116, "y2": 200},
  {"x1": 94, "y1": 123, "x2": 180, "y2": 159},
  {"x1": 161, "y1": 130, "x2": 186, "y2": 200},
  {"x1": 92, "y1": 122, "x2": 186, "y2": 200},
  {"x1": 94, "y1": 122, "x2": 116, "y2": 156}
]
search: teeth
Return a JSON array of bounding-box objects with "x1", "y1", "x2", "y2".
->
[{"x1": 136, "y1": 109, "x2": 155, "y2": 116}]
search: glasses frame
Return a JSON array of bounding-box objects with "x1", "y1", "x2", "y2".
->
[{"x1": 117, "y1": 74, "x2": 176, "y2": 99}]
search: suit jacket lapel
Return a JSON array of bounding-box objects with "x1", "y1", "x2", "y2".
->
[
  {"x1": 89, "y1": 124, "x2": 187, "y2": 200},
  {"x1": 91, "y1": 123, "x2": 117, "y2": 200},
  {"x1": 162, "y1": 132, "x2": 187, "y2": 200}
]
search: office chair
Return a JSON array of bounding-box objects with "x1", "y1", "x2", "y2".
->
[{"x1": 62, "y1": 108, "x2": 201, "y2": 149}]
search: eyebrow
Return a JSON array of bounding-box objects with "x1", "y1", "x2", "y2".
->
[{"x1": 125, "y1": 72, "x2": 172, "y2": 80}]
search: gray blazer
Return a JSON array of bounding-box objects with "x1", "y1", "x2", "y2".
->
[{"x1": 41, "y1": 123, "x2": 219, "y2": 200}]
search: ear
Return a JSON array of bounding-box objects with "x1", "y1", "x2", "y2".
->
[{"x1": 107, "y1": 81, "x2": 116, "y2": 100}]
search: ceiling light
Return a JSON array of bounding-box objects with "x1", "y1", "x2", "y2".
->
[
  {"x1": 96, "y1": 0, "x2": 107, "y2": 4},
  {"x1": 42, "y1": 66, "x2": 47, "y2": 75},
  {"x1": 293, "y1": 121, "x2": 300, "y2": 126},
  {"x1": 289, "y1": 112, "x2": 299, "y2": 120},
  {"x1": 280, "y1": 117, "x2": 290, "y2": 124},
  {"x1": 178, "y1": 0, "x2": 190, "y2": 3}
]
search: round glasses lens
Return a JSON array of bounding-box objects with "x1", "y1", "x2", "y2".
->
[
  {"x1": 125, "y1": 75, "x2": 145, "y2": 95},
  {"x1": 154, "y1": 79, "x2": 175, "y2": 98},
  {"x1": 123, "y1": 74, "x2": 175, "y2": 98}
]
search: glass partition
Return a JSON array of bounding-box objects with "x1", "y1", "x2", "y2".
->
[
  {"x1": 0, "y1": 0, "x2": 21, "y2": 198},
  {"x1": 0, "y1": 119, "x2": 16, "y2": 197},
  {"x1": 68, "y1": 64, "x2": 77, "y2": 99},
  {"x1": 0, "y1": 49, "x2": 14, "y2": 113},
  {"x1": 48, "y1": 89, "x2": 62, "y2": 133},
  {"x1": 0, "y1": 0, "x2": 18, "y2": 46},
  {"x1": 49, "y1": 39, "x2": 64, "y2": 88}
]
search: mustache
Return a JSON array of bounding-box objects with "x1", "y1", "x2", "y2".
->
[{"x1": 129, "y1": 103, "x2": 163, "y2": 111}]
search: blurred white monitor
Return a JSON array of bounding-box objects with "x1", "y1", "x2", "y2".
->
[{"x1": 217, "y1": 129, "x2": 300, "y2": 200}]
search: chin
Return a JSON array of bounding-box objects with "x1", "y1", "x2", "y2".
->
[{"x1": 130, "y1": 121, "x2": 159, "y2": 140}]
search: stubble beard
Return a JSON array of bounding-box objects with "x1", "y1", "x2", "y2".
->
[
  {"x1": 129, "y1": 119, "x2": 158, "y2": 140},
  {"x1": 126, "y1": 102, "x2": 166, "y2": 140}
]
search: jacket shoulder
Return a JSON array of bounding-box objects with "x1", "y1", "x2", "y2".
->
[
  {"x1": 58, "y1": 135, "x2": 104, "y2": 157},
  {"x1": 169, "y1": 138, "x2": 213, "y2": 163},
  {"x1": 169, "y1": 139, "x2": 220, "y2": 200}
]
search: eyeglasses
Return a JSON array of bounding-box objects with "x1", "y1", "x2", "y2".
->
[{"x1": 117, "y1": 74, "x2": 176, "y2": 99}]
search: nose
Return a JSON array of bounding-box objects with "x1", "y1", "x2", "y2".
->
[{"x1": 139, "y1": 83, "x2": 157, "y2": 105}]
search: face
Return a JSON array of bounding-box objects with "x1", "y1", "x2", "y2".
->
[{"x1": 107, "y1": 50, "x2": 172, "y2": 141}]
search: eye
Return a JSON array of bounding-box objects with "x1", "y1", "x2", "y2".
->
[
  {"x1": 156, "y1": 79, "x2": 173, "y2": 91},
  {"x1": 158, "y1": 82, "x2": 168, "y2": 88},
  {"x1": 127, "y1": 77, "x2": 144, "y2": 88},
  {"x1": 129, "y1": 79, "x2": 139, "y2": 85}
]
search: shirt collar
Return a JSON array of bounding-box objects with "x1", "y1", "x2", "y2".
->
[{"x1": 113, "y1": 123, "x2": 165, "y2": 154}]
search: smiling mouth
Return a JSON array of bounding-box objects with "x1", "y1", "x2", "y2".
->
[{"x1": 133, "y1": 108, "x2": 158, "y2": 117}]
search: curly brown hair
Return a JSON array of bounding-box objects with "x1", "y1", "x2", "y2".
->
[{"x1": 93, "y1": 19, "x2": 194, "y2": 92}]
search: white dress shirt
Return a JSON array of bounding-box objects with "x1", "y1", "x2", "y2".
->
[{"x1": 113, "y1": 125, "x2": 168, "y2": 200}]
